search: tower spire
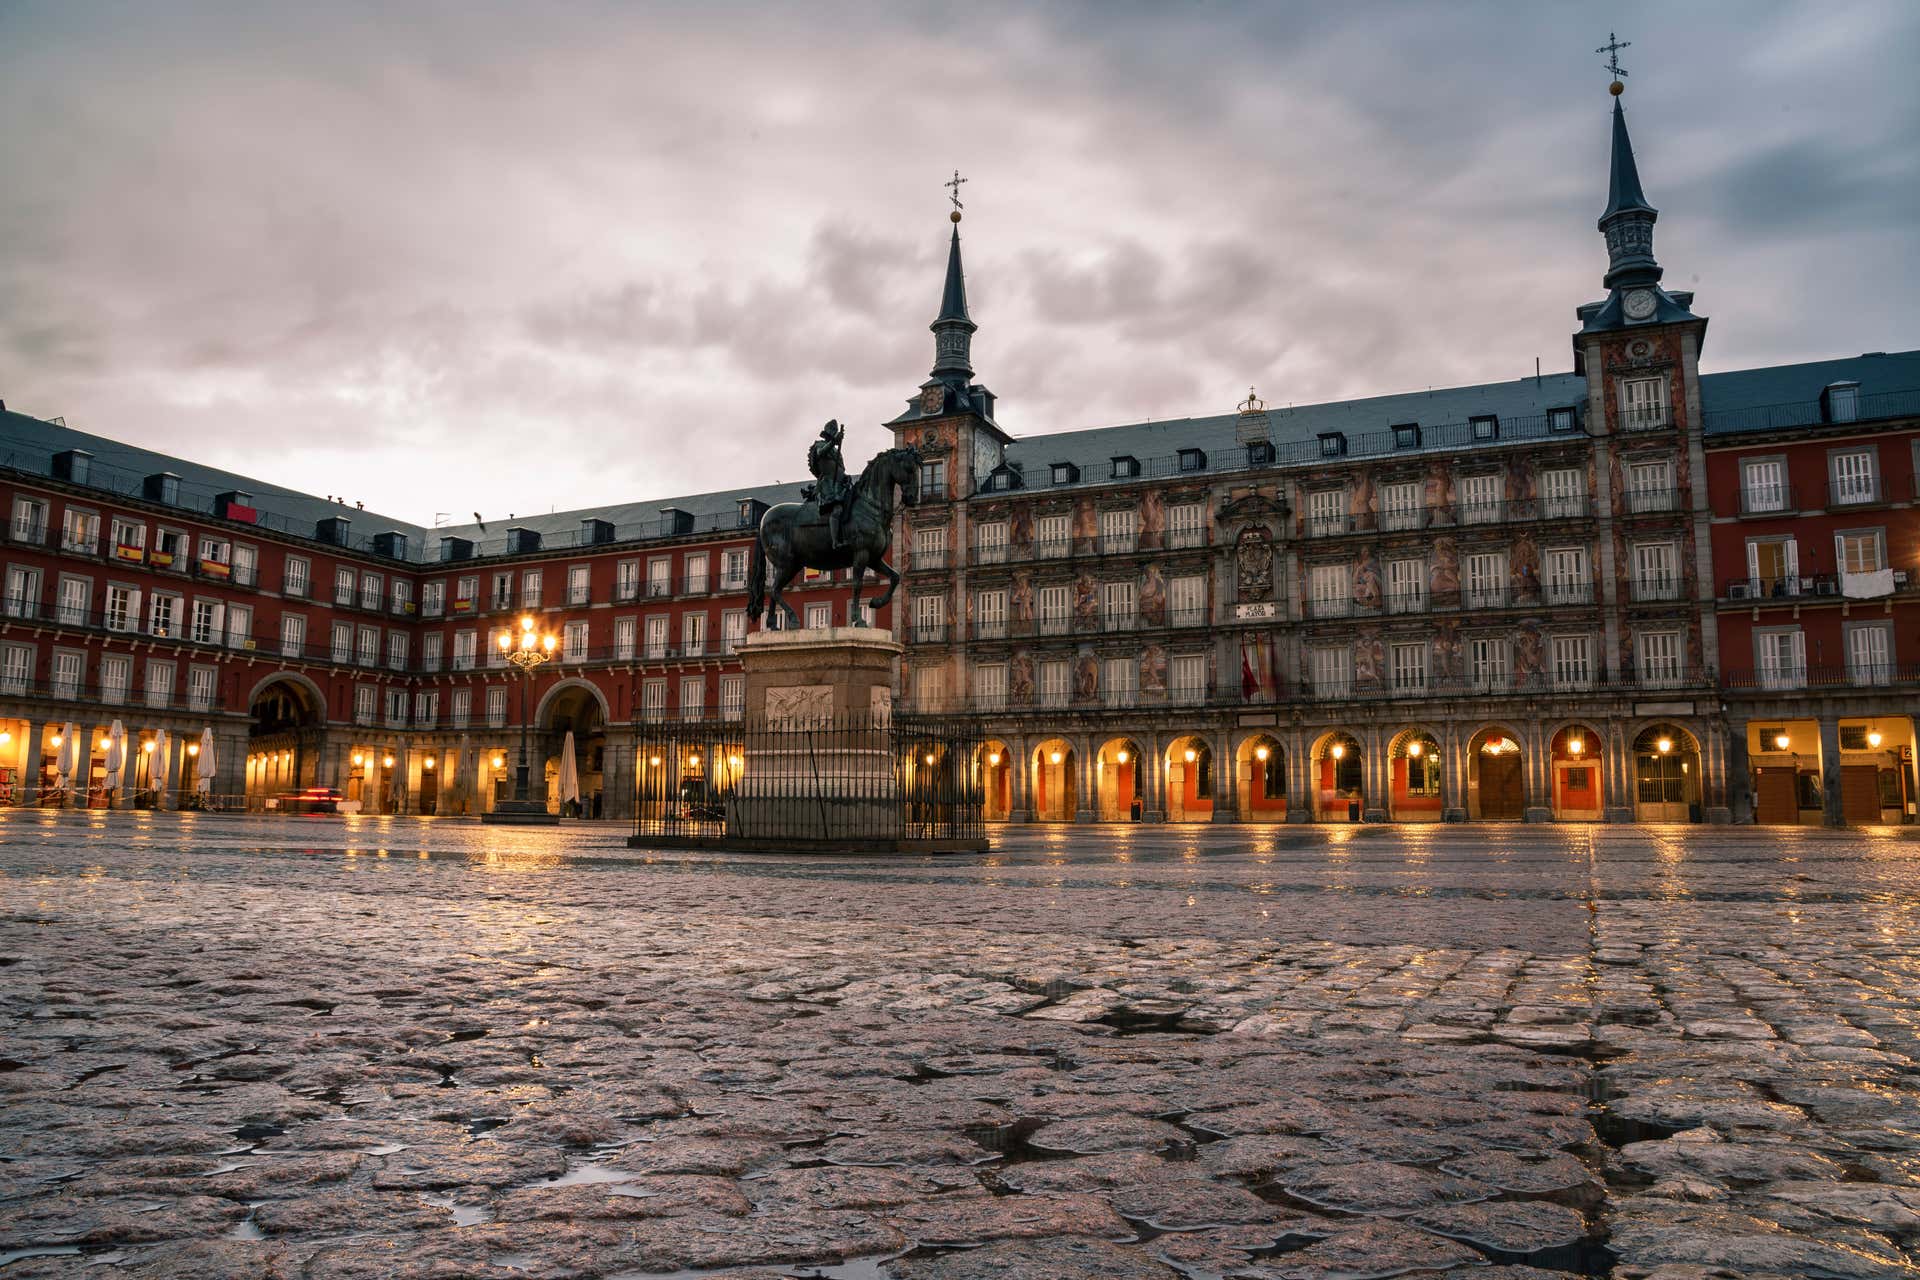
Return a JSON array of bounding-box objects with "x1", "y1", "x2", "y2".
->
[
  {"x1": 1596, "y1": 45, "x2": 1660, "y2": 290},
  {"x1": 931, "y1": 173, "x2": 976, "y2": 381}
]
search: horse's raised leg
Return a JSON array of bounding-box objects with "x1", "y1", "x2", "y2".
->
[
  {"x1": 767, "y1": 561, "x2": 804, "y2": 628},
  {"x1": 870, "y1": 557, "x2": 902, "y2": 610}
]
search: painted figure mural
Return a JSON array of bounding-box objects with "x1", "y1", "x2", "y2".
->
[
  {"x1": 1353, "y1": 547, "x2": 1383, "y2": 612},
  {"x1": 1430, "y1": 536, "x2": 1461, "y2": 605},
  {"x1": 1139, "y1": 564, "x2": 1168, "y2": 626},
  {"x1": 1139, "y1": 643, "x2": 1168, "y2": 695}
]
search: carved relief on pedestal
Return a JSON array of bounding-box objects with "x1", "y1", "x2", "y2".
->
[
  {"x1": 869, "y1": 686, "x2": 892, "y2": 725},
  {"x1": 765, "y1": 684, "x2": 832, "y2": 726}
]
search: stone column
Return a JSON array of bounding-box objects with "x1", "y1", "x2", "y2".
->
[
  {"x1": 1006, "y1": 737, "x2": 1029, "y2": 823},
  {"x1": 156, "y1": 732, "x2": 179, "y2": 810},
  {"x1": 1211, "y1": 729, "x2": 1236, "y2": 823},
  {"x1": 1442, "y1": 722, "x2": 1467, "y2": 823},
  {"x1": 1524, "y1": 717, "x2": 1552, "y2": 823},
  {"x1": 1703, "y1": 721, "x2": 1733, "y2": 825},
  {"x1": 1139, "y1": 733, "x2": 1163, "y2": 822},
  {"x1": 1362, "y1": 725, "x2": 1388, "y2": 822},
  {"x1": 1605, "y1": 721, "x2": 1634, "y2": 822},
  {"x1": 1286, "y1": 726, "x2": 1309, "y2": 822},
  {"x1": 1073, "y1": 734, "x2": 1095, "y2": 823},
  {"x1": 18, "y1": 719, "x2": 44, "y2": 805},
  {"x1": 1819, "y1": 716, "x2": 1844, "y2": 828}
]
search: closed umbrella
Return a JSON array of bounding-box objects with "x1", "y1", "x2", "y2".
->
[
  {"x1": 104, "y1": 720, "x2": 127, "y2": 797},
  {"x1": 55, "y1": 721, "x2": 80, "y2": 798},
  {"x1": 557, "y1": 731, "x2": 581, "y2": 815},
  {"x1": 150, "y1": 729, "x2": 171, "y2": 807},
  {"x1": 196, "y1": 727, "x2": 217, "y2": 798}
]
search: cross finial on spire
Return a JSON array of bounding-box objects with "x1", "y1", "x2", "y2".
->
[
  {"x1": 1597, "y1": 32, "x2": 1630, "y2": 84},
  {"x1": 945, "y1": 169, "x2": 967, "y2": 219}
]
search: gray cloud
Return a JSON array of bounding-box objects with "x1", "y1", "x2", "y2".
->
[{"x1": 0, "y1": 0, "x2": 1915, "y2": 520}]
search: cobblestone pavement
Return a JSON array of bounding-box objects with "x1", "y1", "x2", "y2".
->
[{"x1": 4, "y1": 814, "x2": 1920, "y2": 1279}]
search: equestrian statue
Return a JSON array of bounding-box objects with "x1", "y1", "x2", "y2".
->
[{"x1": 747, "y1": 420, "x2": 920, "y2": 630}]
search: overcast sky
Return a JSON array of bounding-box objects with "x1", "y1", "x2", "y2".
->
[{"x1": 2, "y1": 1, "x2": 1915, "y2": 525}]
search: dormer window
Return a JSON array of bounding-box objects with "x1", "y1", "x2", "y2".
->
[
  {"x1": 1177, "y1": 447, "x2": 1207, "y2": 473},
  {"x1": 1050, "y1": 462, "x2": 1080, "y2": 486},
  {"x1": 1110, "y1": 455, "x2": 1140, "y2": 479},
  {"x1": 1823, "y1": 381, "x2": 1861, "y2": 424},
  {"x1": 1318, "y1": 433, "x2": 1346, "y2": 458},
  {"x1": 984, "y1": 466, "x2": 1021, "y2": 493},
  {"x1": 1392, "y1": 422, "x2": 1421, "y2": 449},
  {"x1": 1246, "y1": 440, "x2": 1274, "y2": 466},
  {"x1": 1548, "y1": 407, "x2": 1577, "y2": 433},
  {"x1": 1471, "y1": 415, "x2": 1499, "y2": 442}
]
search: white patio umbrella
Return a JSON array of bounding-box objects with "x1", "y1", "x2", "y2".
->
[
  {"x1": 54, "y1": 721, "x2": 80, "y2": 797},
  {"x1": 195, "y1": 727, "x2": 217, "y2": 797},
  {"x1": 557, "y1": 731, "x2": 581, "y2": 815},
  {"x1": 149, "y1": 729, "x2": 171, "y2": 807},
  {"x1": 104, "y1": 720, "x2": 128, "y2": 797}
]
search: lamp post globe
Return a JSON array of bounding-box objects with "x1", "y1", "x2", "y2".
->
[{"x1": 482, "y1": 613, "x2": 563, "y2": 824}]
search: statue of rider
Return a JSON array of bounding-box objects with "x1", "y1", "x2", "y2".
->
[{"x1": 807, "y1": 419, "x2": 853, "y2": 548}]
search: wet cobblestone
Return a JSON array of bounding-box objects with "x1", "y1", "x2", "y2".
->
[{"x1": 2, "y1": 812, "x2": 1918, "y2": 1277}]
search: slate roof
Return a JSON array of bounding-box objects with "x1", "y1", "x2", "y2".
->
[{"x1": 1698, "y1": 350, "x2": 1920, "y2": 434}]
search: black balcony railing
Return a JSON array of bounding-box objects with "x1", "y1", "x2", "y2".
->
[
  {"x1": 1720, "y1": 662, "x2": 1920, "y2": 691},
  {"x1": 1700, "y1": 387, "x2": 1920, "y2": 436},
  {"x1": 1828, "y1": 477, "x2": 1887, "y2": 507},
  {"x1": 1722, "y1": 568, "x2": 1915, "y2": 602},
  {"x1": 1737, "y1": 485, "x2": 1796, "y2": 517}
]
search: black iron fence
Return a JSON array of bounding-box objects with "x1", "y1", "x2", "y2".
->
[{"x1": 630, "y1": 715, "x2": 984, "y2": 845}]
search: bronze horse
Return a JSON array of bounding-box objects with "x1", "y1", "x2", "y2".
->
[{"x1": 747, "y1": 445, "x2": 920, "y2": 629}]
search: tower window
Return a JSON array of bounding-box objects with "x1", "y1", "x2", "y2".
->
[
  {"x1": 919, "y1": 459, "x2": 946, "y2": 497},
  {"x1": 1318, "y1": 433, "x2": 1346, "y2": 458},
  {"x1": 1471, "y1": 415, "x2": 1499, "y2": 441},
  {"x1": 1392, "y1": 423, "x2": 1421, "y2": 449}
]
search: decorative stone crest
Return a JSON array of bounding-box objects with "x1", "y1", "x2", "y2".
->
[{"x1": 1235, "y1": 525, "x2": 1274, "y2": 603}]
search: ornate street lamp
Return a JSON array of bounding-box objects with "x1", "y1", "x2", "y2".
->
[{"x1": 482, "y1": 614, "x2": 560, "y2": 824}]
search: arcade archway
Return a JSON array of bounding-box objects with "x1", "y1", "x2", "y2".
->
[
  {"x1": 1031, "y1": 738, "x2": 1077, "y2": 823},
  {"x1": 1313, "y1": 731, "x2": 1363, "y2": 822},
  {"x1": 1550, "y1": 725, "x2": 1604, "y2": 821},
  {"x1": 1634, "y1": 724, "x2": 1699, "y2": 822},
  {"x1": 245, "y1": 675, "x2": 326, "y2": 807},
  {"x1": 1164, "y1": 735, "x2": 1213, "y2": 823},
  {"x1": 976, "y1": 740, "x2": 1012, "y2": 821},
  {"x1": 1235, "y1": 734, "x2": 1286, "y2": 822},
  {"x1": 1469, "y1": 727, "x2": 1525, "y2": 820},
  {"x1": 1096, "y1": 738, "x2": 1144, "y2": 822},
  {"x1": 540, "y1": 682, "x2": 609, "y2": 818},
  {"x1": 1389, "y1": 729, "x2": 1443, "y2": 822}
]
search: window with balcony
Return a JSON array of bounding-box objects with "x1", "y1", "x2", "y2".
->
[
  {"x1": 151, "y1": 528, "x2": 184, "y2": 570},
  {"x1": 1846, "y1": 623, "x2": 1892, "y2": 687},
  {"x1": 450, "y1": 689, "x2": 471, "y2": 729},
  {"x1": 720, "y1": 675, "x2": 745, "y2": 720},
  {"x1": 912, "y1": 594, "x2": 946, "y2": 642},
  {"x1": 282, "y1": 555, "x2": 309, "y2": 597},
  {"x1": 1306, "y1": 488, "x2": 1346, "y2": 536},
  {"x1": 1169, "y1": 575, "x2": 1206, "y2": 626},
  {"x1": 56, "y1": 575, "x2": 88, "y2": 626},
  {"x1": 1755, "y1": 629, "x2": 1806, "y2": 691},
  {"x1": 453, "y1": 630, "x2": 476, "y2": 670},
  {"x1": 149, "y1": 592, "x2": 179, "y2": 638},
  {"x1": 1391, "y1": 642, "x2": 1427, "y2": 692},
  {"x1": 975, "y1": 521, "x2": 1008, "y2": 564},
  {"x1": 486, "y1": 686, "x2": 508, "y2": 727},
  {"x1": 359, "y1": 572, "x2": 382, "y2": 610},
  {"x1": 1381, "y1": 482, "x2": 1421, "y2": 531},
  {"x1": 357, "y1": 626, "x2": 380, "y2": 667},
  {"x1": 453, "y1": 575, "x2": 477, "y2": 614},
  {"x1": 1460, "y1": 474, "x2": 1501, "y2": 524},
  {"x1": 390, "y1": 579, "x2": 413, "y2": 615},
  {"x1": 1170, "y1": 654, "x2": 1205, "y2": 704},
  {"x1": 146, "y1": 660, "x2": 175, "y2": 709},
  {"x1": 1837, "y1": 530, "x2": 1887, "y2": 577},
  {"x1": 1167, "y1": 503, "x2": 1205, "y2": 549},
  {"x1": 0, "y1": 644, "x2": 31, "y2": 695},
  {"x1": 721, "y1": 609, "x2": 746, "y2": 654},
  {"x1": 421, "y1": 631, "x2": 441, "y2": 671},
  {"x1": 1551, "y1": 635, "x2": 1592, "y2": 690},
  {"x1": 563, "y1": 620, "x2": 589, "y2": 661},
  {"x1": 1101, "y1": 580, "x2": 1136, "y2": 631},
  {"x1": 99, "y1": 655, "x2": 130, "y2": 705},
  {"x1": 1741, "y1": 537, "x2": 1798, "y2": 599},
  {"x1": 186, "y1": 666, "x2": 217, "y2": 713},
  {"x1": 330, "y1": 621, "x2": 353, "y2": 664},
  {"x1": 682, "y1": 612, "x2": 707, "y2": 657},
  {"x1": 914, "y1": 526, "x2": 948, "y2": 569},
  {"x1": 414, "y1": 691, "x2": 438, "y2": 727},
  {"x1": 1038, "y1": 660, "x2": 1070, "y2": 708},
  {"x1": 1102, "y1": 657, "x2": 1137, "y2": 707},
  {"x1": 1038, "y1": 584, "x2": 1069, "y2": 635},
  {"x1": 1626, "y1": 460, "x2": 1673, "y2": 513},
  {"x1": 685, "y1": 554, "x2": 709, "y2": 595},
  {"x1": 386, "y1": 631, "x2": 408, "y2": 670},
  {"x1": 1311, "y1": 646, "x2": 1351, "y2": 697},
  {"x1": 975, "y1": 663, "x2": 1008, "y2": 710},
  {"x1": 1387, "y1": 557, "x2": 1426, "y2": 613},
  {"x1": 1545, "y1": 548, "x2": 1590, "y2": 604},
  {"x1": 1740, "y1": 458, "x2": 1787, "y2": 514},
  {"x1": 1464, "y1": 552, "x2": 1508, "y2": 607},
  {"x1": 279, "y1": 614, "x2": 307, "y2": 659},
  {"x1": 920, "y1": 459, "x2": 946, "y2": 497},
  {"x1": 615, "y1": 559, "x2": 640, "y2": 600},
  {"x1": 333, "y1": 567, "x2": 355, "y2": 605},
  {"x1": 110, "y1": 518, "x2": 146, "y2": 563},
  {"x1": 227, "y1": 604, "x2": 252, "y2": 649},
  {"x1": 1098, "y1": 508, "x2": 1138, "y2": 554},
  {"x1": 3, "y1": 566, "x2": 38, "y2": 619},
  {"x1": 1542, "y1": 468, "x2": 1584, "y2": 518},
  {"x1": 421, "y1": 581, "x2": 444, "y2": 616},
  {"x1": 520, "y1": 569, "x2": 542, "y2": 609},
  {"x1": 60, "y1": 508, "x2": 99, "y2": 554},
  {"x1": 721, "y1": 550, "x2": 748, "y2": 590},
  {"x1": 1469, "y1": 637, "x2": 1509, "y2": 690},
  {"x1": 1309, "y1": 564, "x2": 1349, "y2": 617},
  {"x1": 104, "y1": 583, "x2": 138, "y2": 632},
  {"x1": 10, "y1": 497, "x2": 47, "y2": 544},
  {"x1": 1037, "y1": 513, "x2": 1071, "y2": 557},
  {"x1": 1830, "y1": 450, "x2": 1880, "y2": 506},
  {"x1": 974, "y1": 589, "x2": 1007, "y2": 639},
  {"x1": 805, "y1": 602, "x2": 832, "y2": 629},
  {"x1": 1636, "y1": 630, "x2": 1684, "y2": 687},
  {"x1": 1622, "y1": 375, "x2": 1668, "y2": 430},
  {"x1": 614, "y1": 616, "x2": 637, "y2": 660},
  {"x1": 639, "y1": 680, "x2": 665, "y2": 721},
  {"x1": 644, "y1": 615, "x2": 668, "y2": 659},
  {"x1": 1631, "y1": 542, "x2": 1679, "y2": 601},
  {"x1": 51, "y1": 650, "x2": 83, "y2": 700}
]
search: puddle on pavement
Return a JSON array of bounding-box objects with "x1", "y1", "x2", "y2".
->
[
  {"x1": 0, "y1": 1247, "x2": 84, "y2": 1267},
  {"x1": 534, "y1": 1161, "x2": 640, "y2": 1188},
  {"x1": 608, "y1": 1258, "x2": 897, "y2": 1280},
  {"x1": 420, "y1": 1192, "x2": 494, "y2": 1227}
]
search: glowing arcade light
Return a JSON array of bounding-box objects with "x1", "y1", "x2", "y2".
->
[
  {"x1": 1330, "y1": 743, "x2": 1345, "y2": 760},
  {"x1": 1117, "y1": 749, "x2": 1130, "y2": 764},
  {"x1": 924, "y1": 753, "x2": 936, "y2": 766},
  {"x1": 1867, "y1": 729, "x2": 1884, "y2": 748},
  {"x1": 382, "y1": 755, "x2": 395, "y2": 768},
  {"x1": 1567, "y1": 737, "x2": 1583, "y2": 756},
  {"x1": 987, "y1": 752, "x2": 1001, "y2": 766},
  {"x1": 1050, "y1": 751, "x2": 1063, "y2": 765},
  {"x1": 352, "y1": 751, "x2": 365, "y2": 766},
  {"x1": 1183, "y1": 747, "x2": 1197, "y2": 763},
  {"x1": 1656, "y1": 738, "x2": 1673, "y2": 755},
  {"x1": 1407, "y1": 742, "x2": 1422, "y2": 758},
  {"x1": 422, "y1": 757, "x2": 435, "y2": 771},
  {"x1": 647, "y1": 755, "x2": 661, "y2": 767},
  {"x1": 1254, "y1": 745, "x2": 1269, "y2": 761},
  {"x1": 1774, "y1": 733, "x2": 1791, "y2": 751}
]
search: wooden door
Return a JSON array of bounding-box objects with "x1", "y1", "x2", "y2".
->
[
  {"x1": 1755, "y1": 768, "x2": 1799, "y2": 825},
  {"x1": 1842, "y1": 766, "x2": 1882, "y2": 825},
  {"x1": 1480, "y1": 754, "x2": 1524, "y2": 819}
]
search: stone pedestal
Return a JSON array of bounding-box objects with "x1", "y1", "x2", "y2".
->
[{"x1": 738, "y1": 626, "x2": 901, "y2": 725}]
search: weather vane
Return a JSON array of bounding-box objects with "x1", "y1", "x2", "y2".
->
[
  {"x1": 945, "y1": 169, "x2": 967, "y2": 222},
  {"x1": 1597, "y1": 32, "x2": 1630, "y2": 86}
]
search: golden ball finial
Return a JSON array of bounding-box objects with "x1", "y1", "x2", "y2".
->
[
  {"x1": 950, "y1": 210, "x2": 962, "y2": 223},
  {"x1": 1609, "y1": 80, "x2": 1624, "y2": 97}
]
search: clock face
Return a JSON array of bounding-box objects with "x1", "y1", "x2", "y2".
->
[
  {"x1": 1623, "y1": 289, "x2": 1657, "y2": 321},
  {"x1": 921, "y1": 385, "x2": 944, "y2": 413}
]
